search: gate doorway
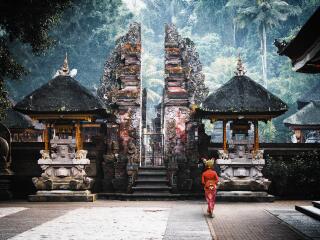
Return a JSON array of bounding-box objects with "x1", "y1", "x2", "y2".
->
[{"x1": 141, "y1": 133, "x2": 164, "y2": 166}]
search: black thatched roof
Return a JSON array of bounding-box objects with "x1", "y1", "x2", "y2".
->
[
  {"x1": 297, "y1": 82, "x2": 320, "y2": 110},
  {"x1": 284, "y1": 101, "x2": 320, "y2": 127},
  {"x1": 14, "y1": 75, "x2": 107, "y2": 115},
  {"x1": 1, "y1": 108, "x2": 33, "y2": 129},
  {"x1": 200, "y1": 75, "x2": 288, "y2": 116}
]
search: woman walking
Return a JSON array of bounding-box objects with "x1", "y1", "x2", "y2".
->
[{"x1": 202, "y1": 158, "x2": 219, "y2": 218}]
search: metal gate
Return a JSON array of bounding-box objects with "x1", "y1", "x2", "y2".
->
[{"x1": 141, "y1": 133, "x2": 164, "y2": 166}]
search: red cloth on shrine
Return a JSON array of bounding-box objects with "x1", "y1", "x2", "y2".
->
[{"x1": 202, "y1": 169, "x2": 219, "y2": 214}]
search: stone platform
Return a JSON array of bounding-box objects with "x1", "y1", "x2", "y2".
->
[
  {"x1": 216, "y1": 191, "x2": 275, "y2": 202},
  {"x1": 28, "y1": 190, "x2": 96, "y2": 202}
]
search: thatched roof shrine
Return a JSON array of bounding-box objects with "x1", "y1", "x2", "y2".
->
[{"x1": 284, "y1": 101, "x2": 320, "y2": 129}]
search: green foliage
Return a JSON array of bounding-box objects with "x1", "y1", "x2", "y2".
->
[
  {"x1": 1, "y1": 0, "x2": 319, "y2": 142},
  {"x1": 259, "y1": 121, "x2": 277, "y2": 143},
  {"x1": 0, "y1": 0, "x2": 72, "y2": 119},
  {"x1": 264, "y1": 151, "x2": 320, "y2": 198},
  {"x1": 6, "y1": 0, "x2": 131, "y2": 100}
]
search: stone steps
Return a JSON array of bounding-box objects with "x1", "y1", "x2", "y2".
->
[
  {"x1": 313, "y1": 201, "x2": 320, "y2": 208},
  {"x1": 135, "y1": 179, "x2": 169, "y2": 185},
  {"x1": 132, "y1": 166, "x2": 172, "y2": 196},
  {"x1": 295, "y1": 201, "x2": 320, "y2": 221}
]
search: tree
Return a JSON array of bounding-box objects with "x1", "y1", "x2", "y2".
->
[
  {"x1": 0, "y1": 0, "x2": 71, "y2": 119},
  {"x1": 6, "y1": 0, "x2": 132, "y2": 100},
  {"x1": 227, "y1": 0, "x2": 301, "y2": 88}
]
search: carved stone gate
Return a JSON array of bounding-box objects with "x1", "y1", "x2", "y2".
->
[{"x1": 98, "y1": 22, "x2": 207, "y2": 193}]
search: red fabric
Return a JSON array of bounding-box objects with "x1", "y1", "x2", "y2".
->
[{"x1": 202, "y1": 169, "x2": 219, "y2": 213}]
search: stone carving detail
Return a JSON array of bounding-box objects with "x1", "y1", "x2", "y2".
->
[
  {"x1": 164, "y1": 24, "x2": 208, "y2": 107},
  {"x1": 33, "y1": 137, "x2": 93, "y2": 191},
  {"x1": 216, "y1": 136, "x2": 270, "y2": 191},
  {"x1": 98, "y1": 23, "x2": 141, "y2": 192},
  {"x1": 163, "y1": 24, "x2": 208, "y2": 192}
]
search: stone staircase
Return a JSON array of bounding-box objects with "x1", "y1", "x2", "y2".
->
[
  {"x1": 131, "y1": 166, "x2": 174, "y2": 199},
  {"x1": 295, "y1": 201, "x2": 320, "y2": 221}
]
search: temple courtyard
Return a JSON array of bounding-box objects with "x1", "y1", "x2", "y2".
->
[{"x1": 0, "y1": 200, "x2": 319, "y2": 240}]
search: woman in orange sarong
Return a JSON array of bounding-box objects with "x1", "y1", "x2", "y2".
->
[{"x1": 202, "y1": 158, "x2": 219, "y2": 218}]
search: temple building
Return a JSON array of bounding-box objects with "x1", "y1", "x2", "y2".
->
[
  {"x1": 275, "y1": 7, "x2": 320, "y2": 73},
  {"x1": 0, "y1": 107, "x2": 43, "y2": 142},
  {"x1": 14, "y1": 55, "x2": 108, "y2": 201},
  {"x1": 284, "y1": 83, "x2": 320, "y2": 143},
  {"x1": 196, "y1": 58, "x2": 288, "y2": 201}
]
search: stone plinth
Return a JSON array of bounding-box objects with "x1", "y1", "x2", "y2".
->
[
  {"x1": 216, "y1": 149, "x2": 273, "y2": 201},
  {"x1": 30, "y1": 137, "x2": 95, "y2": 202},
  {"x1": 29, "y1": 190, "x2": 96, "y2": 202}
]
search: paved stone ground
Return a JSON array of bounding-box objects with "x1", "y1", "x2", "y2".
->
[
  {"x1": 268, "y1": 209, "x2": 320, "y2": 240},
  {"x1": 208, "y1": 201, "x2": 311, "y2": 240},
  {"x1": 0, "y1": 200, "x2": 314, "y2": 240}
]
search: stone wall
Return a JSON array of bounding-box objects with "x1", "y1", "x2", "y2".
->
[{"x1": 98, "y1": 22, "x2": 141, "y2": 192}]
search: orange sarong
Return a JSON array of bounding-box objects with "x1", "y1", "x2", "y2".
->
[{"x1": 202, "y1": 169, "x2": 219, "y2": 214}]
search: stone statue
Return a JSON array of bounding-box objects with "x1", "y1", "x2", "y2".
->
[
  {"x1": 127, "y1": 139, "x2": 138, "y2": 164},
  {"x1": 0, "y1": 137, "x2": 11, "y2": 175}
]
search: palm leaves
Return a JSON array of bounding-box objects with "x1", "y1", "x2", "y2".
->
[{"x1": 227, "y1": 0, "x2": 301, "y2": 88}]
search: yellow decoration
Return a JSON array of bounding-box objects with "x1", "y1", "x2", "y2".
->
[{"x1": 203, "y1": 158, "x2": 215, "y2": 169}]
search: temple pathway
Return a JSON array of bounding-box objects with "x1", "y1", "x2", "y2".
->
[{"x1": 0, "y1": 200, "x2": 314, "y2": 240}]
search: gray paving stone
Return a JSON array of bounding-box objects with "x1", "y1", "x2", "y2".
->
[
  {"x1": 268, "y1": 209, "x2": 320, "y2": 239},
  {"x1": 164, "y1": 205, "x2": 212, "y2": 240}
]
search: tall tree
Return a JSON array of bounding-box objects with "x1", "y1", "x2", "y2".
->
[{"x1": 227, "y1": 0, "x2": 301, "y2": 88}]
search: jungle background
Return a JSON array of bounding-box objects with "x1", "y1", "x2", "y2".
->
[{"x1": 1, "y1": 0, "x2": 319, "y2": 143}]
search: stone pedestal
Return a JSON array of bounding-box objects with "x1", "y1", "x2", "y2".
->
[
  {"x1": 217, "y1": 149, "x2": 273, "y2": 202},
  {"x1": 30, "y1": 137, "x2": 95, "y2": 202},
  {"x1": 29, "y1": 190, "x2": 96, "y2": 202}
]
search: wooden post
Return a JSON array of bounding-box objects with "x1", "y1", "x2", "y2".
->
[
  {"x1": 223, "y1": 120, "x2": 227, "y2": 152},
  {"x1": 43, "y1": 124, "x2": 49, "y2": 150},
  {"x1": 75, "y1": 122, "x2": 82, "y2": 150},
  {"x1": 254, "y1": 121, "x2": 259, "y2": 152}
]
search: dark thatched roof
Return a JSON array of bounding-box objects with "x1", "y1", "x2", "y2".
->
[
  {"x1": 284, "y1": 101, "x2": 320, "y2": 127},
  {"x1": 1, "y1": 108, "x2": 33, "y2": 129},
  {"x1": 14, "y1": 75, "x2": 107, "y2": 115},
  {"x1": 200, "y1": 75, "x2": 288, "y2": 116},
  {"x1": 297, "y1": 82, "x2": 320, "y2": 110}
]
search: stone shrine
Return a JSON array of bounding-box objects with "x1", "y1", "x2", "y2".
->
[
  {"x1": 14, "y1": 55, "x2": 107, "y2": 201},
  {"x1": 196, "y1": 57, "x2": 288, "y2": 201}
]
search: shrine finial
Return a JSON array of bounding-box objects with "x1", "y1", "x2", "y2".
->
[
  {"x1": 235, "y1": 55, "x2": 246, "y2": 76},
  {"x1": 60, "y1": 53, "x2": 69, "y2": 76}
]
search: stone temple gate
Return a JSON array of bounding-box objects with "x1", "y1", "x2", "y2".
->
[
  {"x1": 9, "y1": 21, "x2": 279, "y2": 200},
  {"x1": 97, "y1": 22, "x2": 209, "y2": 194}
]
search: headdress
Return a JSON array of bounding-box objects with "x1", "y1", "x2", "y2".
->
[{"x1": 203, "y1": 158, "x2": 215, "y2": 169}]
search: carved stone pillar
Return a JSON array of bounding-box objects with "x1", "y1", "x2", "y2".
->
[
  {"x1": 98, "y1": 23, "x2": 141, "y2": 193},
  {"x1": 163, "y1": 24, "x2": 208, "y2": 193}
]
